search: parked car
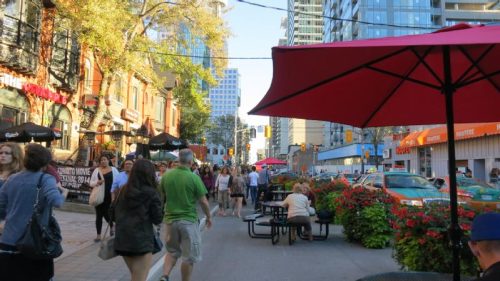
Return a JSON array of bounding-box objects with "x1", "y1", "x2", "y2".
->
[
  {"x1": 312, "y1": 172, "x2": 339, "y2": 182},
  {"x1": 358, "y1": 172, "x2": 449, "y2": 206},
  {"x1": 436, "y1": 176, "x2": 500, "y2": 210},
  {"x1": 342, "y1": 173, "x2": 358, "y2": 185}
]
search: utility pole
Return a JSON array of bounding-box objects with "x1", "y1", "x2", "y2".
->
[
  {"x1": 361, "y1": 128, "x2": 365, "y2": 174},
  {"x1": 234, "y1": 110, "x2": 238, "y2": 166}
]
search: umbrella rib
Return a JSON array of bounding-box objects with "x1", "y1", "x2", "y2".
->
[
  {"x1": 410, "y1": 46, "x2": 444, "y2": 86},
  {"x1": 455, "y1": 45, "x2": 500, "y2": 92},
  {"x1": 361, "y1": 52, "x2": 426, "y2": 128},
  {"x1": 249, "y1": 47, "x2": 411, "y2": 113},
  {"x1": 365, "y1": 66, "x2": 441, "y2": 90},
  {"x1": 458, "y1": 69, "x2": 500, "y2": 89}
]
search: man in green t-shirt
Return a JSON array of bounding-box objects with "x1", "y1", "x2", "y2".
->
[{"x1": 160, "y1": 149, "x2": 212, "y2": 281}]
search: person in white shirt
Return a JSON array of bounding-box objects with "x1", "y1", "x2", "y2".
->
[
  {"x1": 215, "y1": 166, "x2": 231, "y2": 216},
  {"x1": 281, "y1": 183, "x2": 312, "y2": 241},
  {"x1": 248, "y1": 166, "x2": 259, "y2": 205}
]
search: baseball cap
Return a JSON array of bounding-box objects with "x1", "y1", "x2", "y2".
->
[{"x1": 470, "y1": 213, "x2": 500, "y2": 241}]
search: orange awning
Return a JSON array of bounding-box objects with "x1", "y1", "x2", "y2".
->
[{"x1": 400, "y1": 123, "x2": 500, "y2": 147}]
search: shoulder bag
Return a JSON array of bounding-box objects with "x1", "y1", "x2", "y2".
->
[
  {"x1": 97, "y1": 223, "x2": 117, "y2": 260},
  {"x1": 16, "y1": 173, "x2": 63, "y2": 260},
  {"x1": 89, "y1": 171, "x2": 105, "y2": 206},
  {"x1": 98, "y1": 186, "x2": 123, "y2": 260}
]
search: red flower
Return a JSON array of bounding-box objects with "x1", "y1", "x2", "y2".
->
[{"x1": 406, "y1": 219, "x2": 416, "y2": 228}]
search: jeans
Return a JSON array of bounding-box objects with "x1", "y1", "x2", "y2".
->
[{"x1": 249, "y1": 185, "x2": 257, "y2": 204}]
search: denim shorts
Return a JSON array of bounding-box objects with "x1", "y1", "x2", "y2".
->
[{"x1": 165, "y1": 220, "x2": 201, "y2": 263}]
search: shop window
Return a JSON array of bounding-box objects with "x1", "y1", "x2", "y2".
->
[
  {"x1": 48, "y1": 105, "x2": 72, "y2": 150},
  {"x1": 0, "y1": 107, "x2": 18, "y2": 130}
]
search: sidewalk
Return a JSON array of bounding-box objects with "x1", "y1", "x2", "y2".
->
[{"x1": 55, "y1": 201, "x2": 400, "y2": 281}]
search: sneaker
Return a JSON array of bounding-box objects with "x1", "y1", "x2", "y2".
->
[{"x1": 159, "y1": 275, "x2": 169, "y2": 281}]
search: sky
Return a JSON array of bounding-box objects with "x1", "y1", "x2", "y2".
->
[{"x1": 224, "y1": 0, "x2": 287, "y2": 161}]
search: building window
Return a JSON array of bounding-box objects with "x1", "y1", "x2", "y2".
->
[
  {"x1": 84, "y1": 59, "x2": 92, "y2": 93},
  {"x1": 132, "y1": 86, "x2": 139, "y2": 110},
  {"x1": 155, "y1": 97, "x2": 165, "y2": 126},
  {"x1": 171, "y1": 108, "x2": 176, "y2": 127},
  {"x1": 48, "y1": 105, "x2": 72, "y2": 150},
  {"x1": 114, "y1": 76, "x2": 122, "y2": 102},
  {"x1": 0, "y1": 89, "x2": 30, "y2": 130}
]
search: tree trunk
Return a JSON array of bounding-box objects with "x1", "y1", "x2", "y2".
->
[{"x1": 88, "y1": 72, "x2": 112, "y2": 131}]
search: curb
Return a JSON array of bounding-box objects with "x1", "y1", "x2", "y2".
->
[{"x1": 146, "y1": 205, "x2": 219, "y2": 281}]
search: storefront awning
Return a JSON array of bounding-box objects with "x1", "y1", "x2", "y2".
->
[{"x1": 400, "y1": 123, "x2": 500, "y2": 147}]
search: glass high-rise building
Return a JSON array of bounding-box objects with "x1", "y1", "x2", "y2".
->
[
  {"x1": 208, "y1": 68, "x2": 240, "y2": 118},
  {"x1": 284, "y1": 0, "x2": 325, "y2": 154},
  {"x1": 322, "y1": 0, "x2": 500, "y2": 149}
]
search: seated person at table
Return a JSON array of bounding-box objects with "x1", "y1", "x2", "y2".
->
[{"x1": 282, "y1": 183, "x2": 313, "y2": 241}]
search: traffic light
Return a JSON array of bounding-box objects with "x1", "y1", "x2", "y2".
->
[
  {"x1": 300, "y1": 143, "x2": 306, "y2": 152},
  {"x1": 228, "y1": 148, "x2": 234, "y2": 156},
  {"x1": 201, "y1": 137, "x2": 206, "y2": 145},
  {"x1": 250, "y1": 128, "x2": 256, "y2": 138},
  {"x1": 246, "y1": 143, "x2": 251, "y2": 151},
  {"x1": 264, "y1": 125, "x2": 272, "y2": 138},
  {"x1": 364, "y1": 149, "x2": 370, "y2": 159}
]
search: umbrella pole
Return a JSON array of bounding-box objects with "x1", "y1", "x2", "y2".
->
[{"x1": 443, "y1": 46, "x2": 461, "y2": 281}]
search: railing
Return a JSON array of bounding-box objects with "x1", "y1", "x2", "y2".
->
[{"x1": 0, "y1": 15, "x2": 39, "y2": 74}]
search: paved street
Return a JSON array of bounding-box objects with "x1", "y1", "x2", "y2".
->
[{"x1": 55, "y1": 202, "x2": 399, "y2": 281}]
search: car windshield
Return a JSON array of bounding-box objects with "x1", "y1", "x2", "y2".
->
[
  {"x1": 457, "y1": 178, "x2": 492, "y2": 189},
  {"x1": 386, "y1": 174, "x2": 436, "y2": 189}
]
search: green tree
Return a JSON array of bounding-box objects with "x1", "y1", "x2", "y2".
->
[
  {"x1": 55, "y1": 0, "x2": 229, "y2": 130},
  {"x1": 366, "y1": 127, "x2": 393, "y2": 169},
  {"x1": 207, "y1": 114, "x2": 251, "y2": 164}
]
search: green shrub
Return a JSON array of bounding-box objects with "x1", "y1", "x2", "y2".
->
[
  {"x1": 359, "y1": 204, "x2": 393, "y2": 248},
  {"x1": 336, "y1": 187, "x2": 395, "y2": 248}
]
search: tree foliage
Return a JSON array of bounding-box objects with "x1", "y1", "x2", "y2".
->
[{"x1": 55, "y1": 0, "x2": 229, "y2": 130}]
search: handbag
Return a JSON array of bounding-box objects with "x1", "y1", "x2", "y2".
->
[
  {"x1": 153, "y1": 226, "x2": 163, "y2": 254},
  {"x1": 98, "y1": 224, "x2": 117, "y2": 260},
  {"x1": 16, "y1": 173, "x2": 63, "y2": 260},
  {"x1": 89, "y1": 171, "x2": 105, "y2": 206}
]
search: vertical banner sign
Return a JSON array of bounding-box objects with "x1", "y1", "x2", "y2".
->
[{"x1": 57, "y1": 166, "x2": 92, "y2": 192}]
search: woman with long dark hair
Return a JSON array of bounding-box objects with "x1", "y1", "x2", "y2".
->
[
  {"x1": 0, "y1": 144, "x2": 65, "y2": 280},
  {"x1": 89, "y1": 154, "x2": 120, "y2": 241},
  {"x1": 113, "y1": 159, "x2": 163, "y2": 281}
]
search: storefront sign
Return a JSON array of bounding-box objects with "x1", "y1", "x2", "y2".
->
[
  {"x1": 0, "y1": 73, "x2": 23, "y2": 89},
  {"x1": 396, "y1": 146, "x2": 410, "y2": 155},
  {"x1": 121, "y1": 108, "x2": 139, "y2": 123},
  {"x1": 57, "y1": 166, "x2": 92, "y2": 191},
  {"x1": 22, "y1": 83, "x2": 67, "y2": 104},
  {"x1": 83, "y1": 94, "x2": 98, "y2": 106}
]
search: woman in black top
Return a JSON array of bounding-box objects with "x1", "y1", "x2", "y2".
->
[{"x1": 113, "y1": 159, "x2": 163, "y2": 281}]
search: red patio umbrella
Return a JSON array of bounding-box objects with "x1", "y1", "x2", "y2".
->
[
  {"x1": 254, "y1": 157, "x2": 287, "y2": 166},
  {"x1": 249, "y1": 23, "x2": 500, "y2": 281}
]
